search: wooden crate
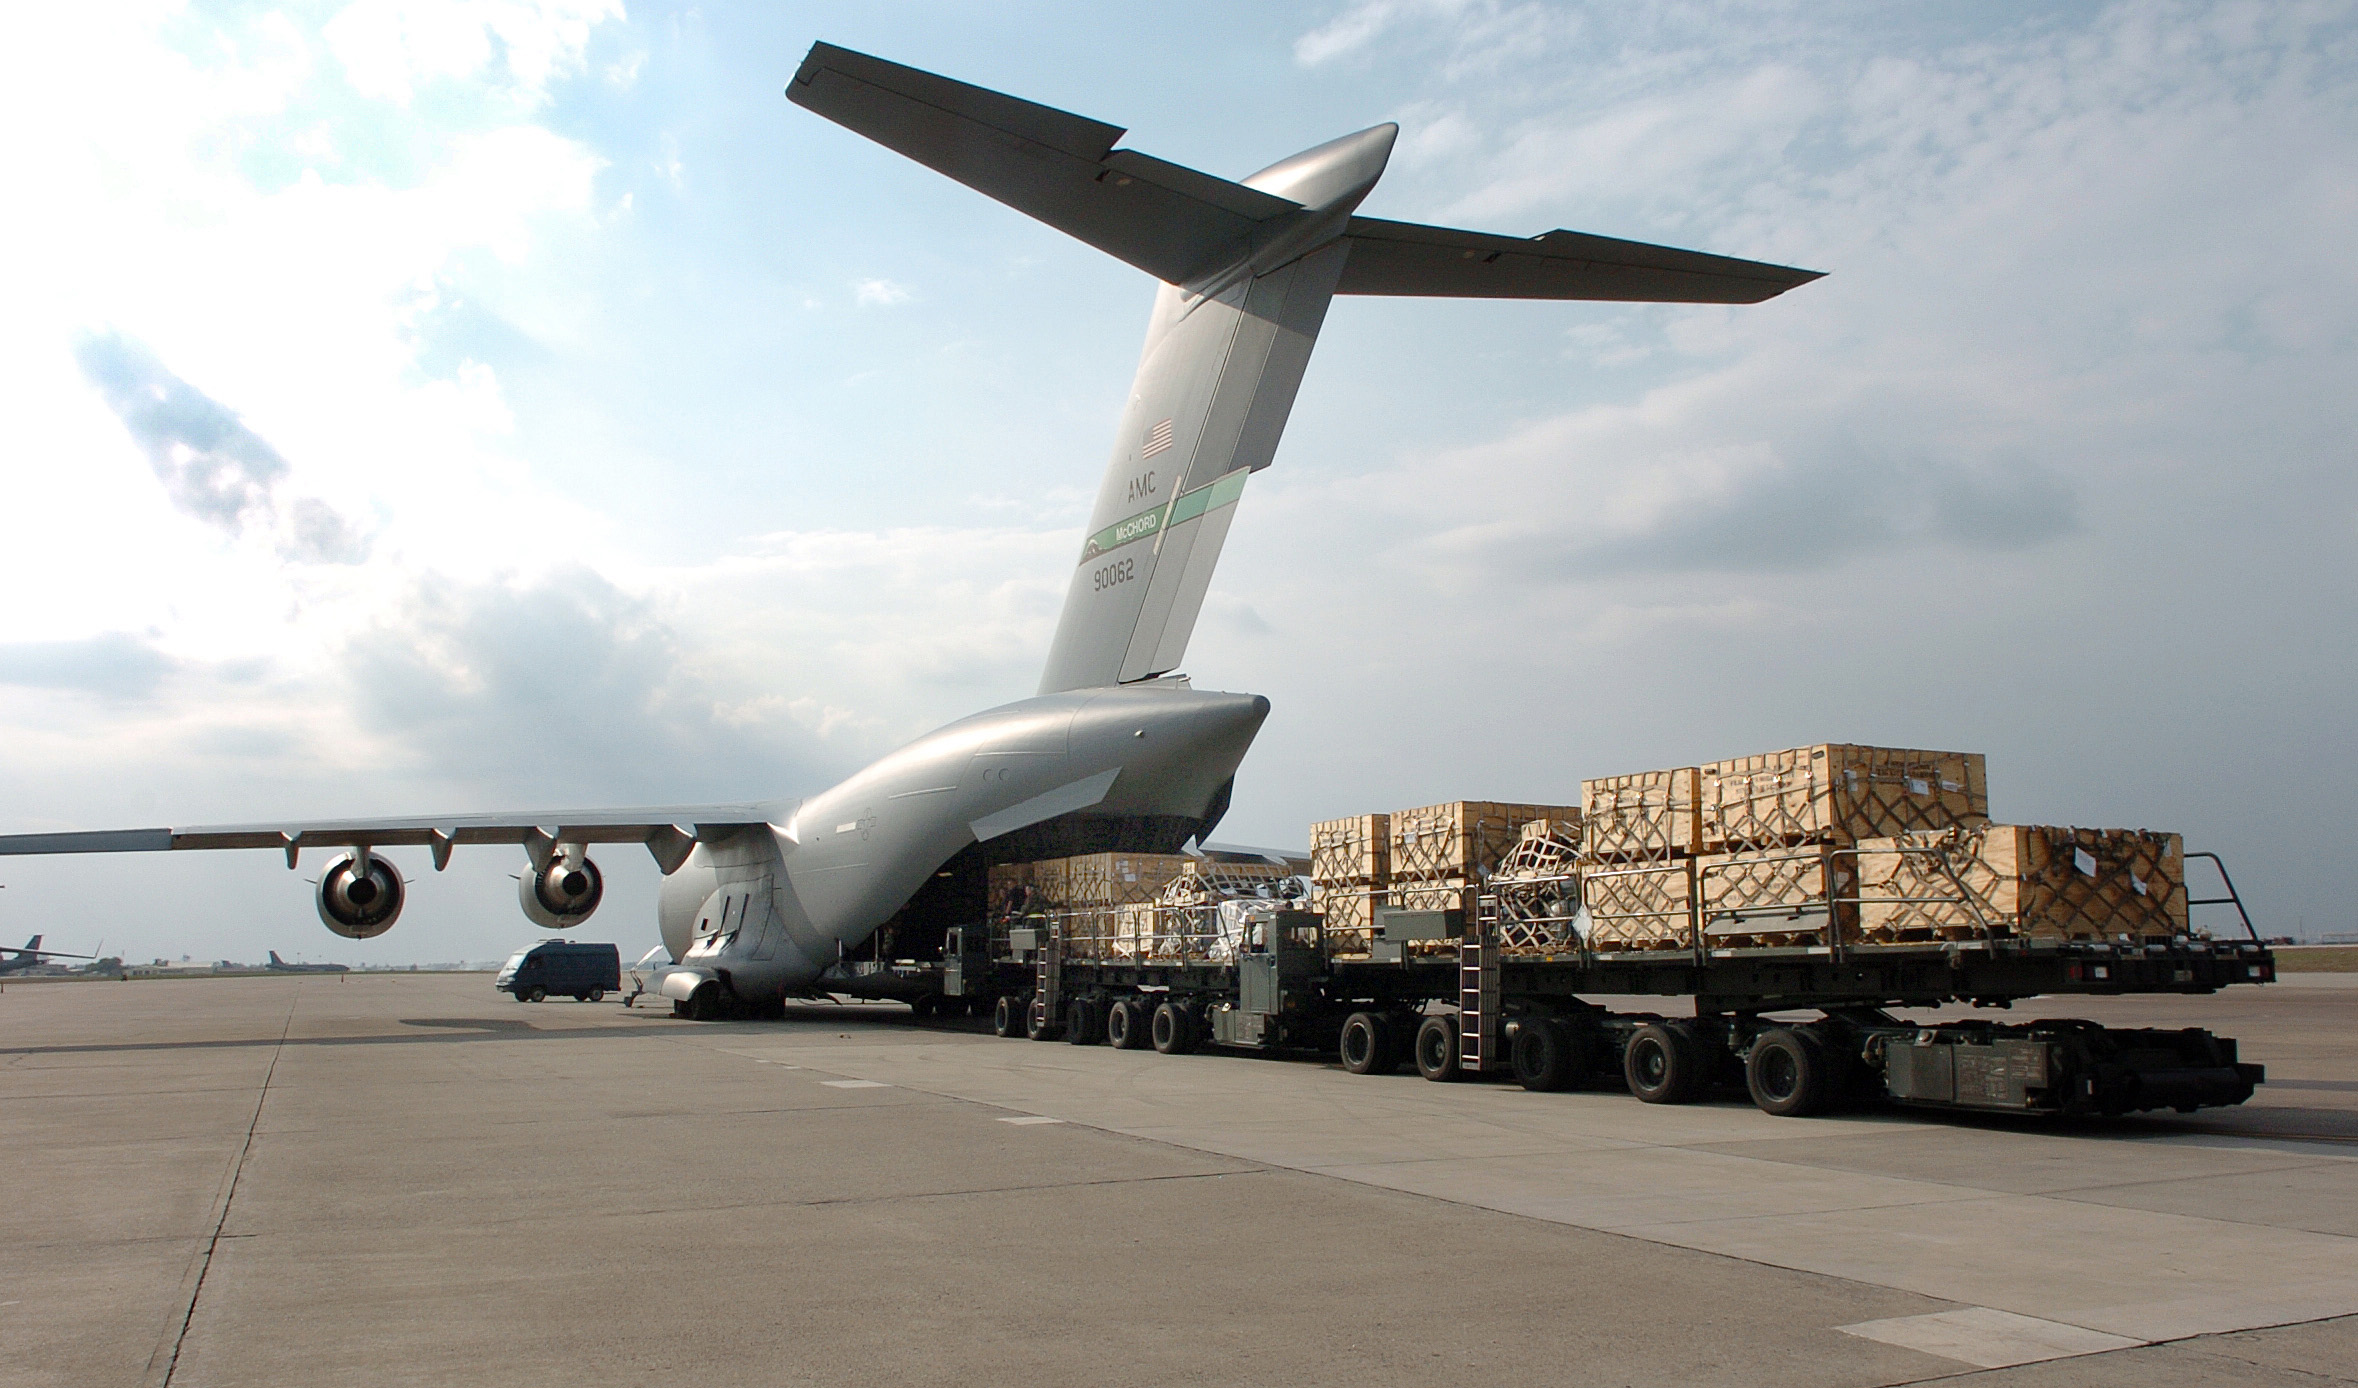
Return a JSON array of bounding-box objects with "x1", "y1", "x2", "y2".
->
[
  {"x1": 1389, "y1": 801, "x2": 1581, "y2": 881},
  {"x1": 1695, "y1": 845, "x2": 1855, "y2": 948},
  {"x1": 1581, "y1": 768, "x2": 1702, "y2": 861},
  {"x1": 1316, "y1": 886, "x2": 1382, "y2": 958},
  {"x1": 1701, "y1": 745, "x2": 1988, "y2": 851},
  {"x1": 1580, "y1": 860, "x2": 1695, "y2": 952},
  {"x1": 1310, "y1": 813, "x2": 1389, "y2": 885},
  {"x1": 1856, "y1": 825, "x2": 2186, "y2": 943},
  {"x1": 1000, "y1": 853, "x2": 1192, "y2": 908}
]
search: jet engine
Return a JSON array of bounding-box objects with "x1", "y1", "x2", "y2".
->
[
  {"x1": 519, "y1": 854, "x2": 604, "y2": 929},
  {"x1": 316, "y1": 850, "x2": 405, "y2": 939}
]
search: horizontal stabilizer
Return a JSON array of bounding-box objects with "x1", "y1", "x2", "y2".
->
[
  {"x1": 788, "y1": 43, "x2": 1299, "y2": 286},
  {"x1": 1336, "y1": 216, "x2": 1822, "y2": 303}
]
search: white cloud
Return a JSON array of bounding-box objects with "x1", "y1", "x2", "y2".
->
[
  {"x1": 324, "y1": 0, "x2": 624, "y2": 107},
  {"x1": 853, "y1": 277, "x2": 913, "y2": 307}
]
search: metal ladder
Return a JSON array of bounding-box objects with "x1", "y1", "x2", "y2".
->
[{"x1": 1458, "y1": 933, "x2": 1499, "y2": 1073}]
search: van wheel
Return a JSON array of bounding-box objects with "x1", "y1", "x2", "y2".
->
[
  {"x1": 573, "y1": 991, "x2": 591, "y2": 1003},
  {"x1": 587, "y1": 988, "x2": 605, "y2": 1004},
  {"x1": 1415, "y1": 1014, "x2": 1462, "y2": 1082},
  {"x1": 524, "y1": 986, "x2": 546, "y2": 1004},
  {"x1": 1151, "y1": 1002, "x2": 1198, "y2": 1055}
]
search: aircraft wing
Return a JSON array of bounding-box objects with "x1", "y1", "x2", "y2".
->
[
  {"x1": 787, "y1": 42, "x2": 1301, "y2": 286},
  {"x1": 0, "y1": 804, "x2": 790, "y2": 875},
  {"x1": 1334, "y1": 216, "x2": 1823, "y2": 303}
]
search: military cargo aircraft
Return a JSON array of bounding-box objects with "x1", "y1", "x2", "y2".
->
[{"x1": 0, "y1": 44, "x2": 1817, "y2": 1019}]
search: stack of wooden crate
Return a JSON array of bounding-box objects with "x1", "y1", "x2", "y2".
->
[
  {"x1": 1389, "y1": 801, "x2": 1581, "y2": 944},
  {"x1": 987, "y1": 852, "x2": 1193, "y2": 960},
  {"x1": 1309, "y1": 813, "x2": 1389, "y2": 955},
  {"x1": 1855, "y1": 825, "x2": 2188, "y2": 943},
  {"x1": 1579, "y1": 768, "x2": 1704, "y2": 952},
  {"x1": 1693, "y1": 745, "x2": 1988, "y2": 948}
]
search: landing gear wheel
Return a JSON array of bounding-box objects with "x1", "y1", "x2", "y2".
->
[
  {"x1": 524, "y1": 985, "x2": 547, "y2": 1004},
  {"x1": 993, "y1": 994, "x2": 1026, "y2": 1038},
  {"x1": 1414, "y1": 1014, "x2": 1463, "y2": 1082},
  {"x1": 1107, "y1": 998, "x2": 1151, "y2": 1050},
  {"x1": 1747, "y1": 1027, "x2": 1833, "y2": 1117},
  {"x1": 684, "y1": 983, "x2": 723, "y2": 1022},
  {"x1": 1625, "y1": 1022, "x2": 1710, "y2": 1104},
  {"x1": 587, "y1": 988, "x2": 605, "y2": 1004},
  {"x1": 1151, "y1": 1001, "x2": 1198, "y2": 1055},
  {"x1": 1339, "y1": 1011, "x2": 1396, "y2": 1075},
  {"x1": 1511, "y1": 1018, "x2": 1588, "y2": 1092},
  {"x1": 1066, "y1": 997, "x2": 1105, "y2": 1045}
]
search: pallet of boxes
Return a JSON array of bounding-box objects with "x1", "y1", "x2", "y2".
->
[
  {"x1": 1572, "y1": 744, "x2": 2190, "y2": 955},
  {"x1": 989, "y1": 852, "x2": 1298, "y2": 962},
  {"x1": 1312, "y1": 802, "x2": 1580, "y2": 958}
]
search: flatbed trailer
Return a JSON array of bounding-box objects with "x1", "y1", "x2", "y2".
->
[{"x1": 965, "y1": 854, "x2": 2274, "y2": 1118}]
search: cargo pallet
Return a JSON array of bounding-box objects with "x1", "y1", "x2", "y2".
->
[{"x1": 945, "y1": 853, "x2": 2270, "y2": 1119}]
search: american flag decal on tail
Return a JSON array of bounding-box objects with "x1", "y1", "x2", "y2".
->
[{"x1": 1141, "y1": 418, "x2": 1175, "y2": 459}]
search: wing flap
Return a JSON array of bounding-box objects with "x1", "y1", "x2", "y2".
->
[
  {"x1": 1335, "y1": 216, "x2": 1823, "y2": 303},
  {"x1": 788, "y1": 43, "x2": 1295, "y2": 286}
]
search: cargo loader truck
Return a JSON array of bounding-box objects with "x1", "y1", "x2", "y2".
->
[{"x1": 956, "y1": 853, "x2": 2270, "y2": 1120}]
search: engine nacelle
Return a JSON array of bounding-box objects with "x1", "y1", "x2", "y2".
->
[
  {"x1": 316, "y1": 851, "x2": 405, "y2": 939},
  {"x1": 519, "y1": 855, "x2": 604, "y2": 929}
]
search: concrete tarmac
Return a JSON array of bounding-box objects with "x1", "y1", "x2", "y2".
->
[{"x1": 3, "y1": 973, "x2": 2351, "y2": 1388}]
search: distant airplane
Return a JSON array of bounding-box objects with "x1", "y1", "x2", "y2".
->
[
  {"x1": 0, "y1": 43, "x2": 1819, "y2": 1019},
  {"x1": 0, "y1": 934, "x2": 96, "y2": 976},
  {"x1": 266, "y1": 950, "x2": 347, "y2": 974}
]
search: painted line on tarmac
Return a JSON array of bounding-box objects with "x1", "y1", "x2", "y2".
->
[
  {"x1": 997, "y1": 1116, "x2": 1064, "y2": 1126},
  {"x1": 821, "y1": 1079, "x2": 891, "y2": 1089}
]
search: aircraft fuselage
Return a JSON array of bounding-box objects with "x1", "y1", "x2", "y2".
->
[{"x1": 656, "y1": 682, "x2": 1266, "y2": 1000}]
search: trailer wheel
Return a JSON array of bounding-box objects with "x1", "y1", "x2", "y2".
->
[
  {"x1": 1151, "y1": 1001, "x2": 1198, "y2": 1055},
  {"x1": 1747, "y1": 1028, "x2": 1833, "y2": 1117},
  {"x1": 993, "y1": 994, "x2": 1026, "y2": 1038},
  {"x1": 1340, "y1": 1012, "x2": 1396, "y2": 1075},
  {"x1": 1066, "y1": 997, "x2": 1105, "y2": 1045},
  {"x1": 1107, "y1": 997, "x2": 1152, "y2": 1050},
  {"x1": 1415, "y1": 1014, "x2": 1462, "y2": 1082},
  {"x1": 1025, "y1": 998, "x2": 1064, "y2": 1042},
  {"x1": 1626, "y1": 1022, "x2": 1709, "y2": 1104},
  {"x1": 1512, "y1": 1018, "x2": 1586, "y2": 1092}
]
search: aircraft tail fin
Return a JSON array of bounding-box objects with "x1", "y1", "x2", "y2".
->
[
  {"x1": 788, "y1": 44, "x2": 1823, "y2": 695},
  {"x1": 24, "y1": 935, "x2": 39, "y2": 952},
  {"x1": 269, "y1": 950, "x2": 285, "y2": 967}
]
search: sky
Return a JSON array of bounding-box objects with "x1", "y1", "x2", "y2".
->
[{"x1": 0, "y1": 0, "x2": 2351, "y2": 965}]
